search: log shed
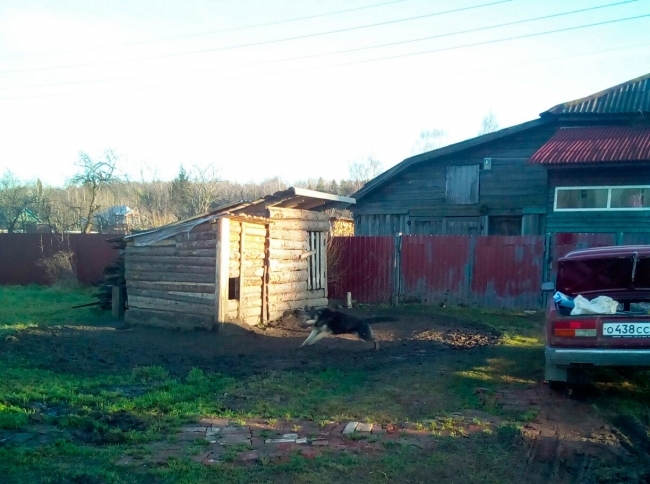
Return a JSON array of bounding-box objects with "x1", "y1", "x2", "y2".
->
[{"x1": 121, "y1": 188, "x2": 355, "y2": 330}]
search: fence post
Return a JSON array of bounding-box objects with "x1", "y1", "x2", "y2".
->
[{"x1": 392, "y1": 233, "x2": 402, "y2": 306}]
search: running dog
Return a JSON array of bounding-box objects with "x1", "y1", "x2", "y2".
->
[{"x1": 297, "y1": 307, "x2": 395, "y2": 350}]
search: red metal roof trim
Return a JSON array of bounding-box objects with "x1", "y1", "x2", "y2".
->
[{"x1": 529, "y1": 126, "x2": 650, "y2": 165}]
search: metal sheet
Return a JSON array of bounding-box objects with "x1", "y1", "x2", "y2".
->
[
  {"x1": 470, "y1": 236, "x2": 544, "y2": 309},
  {"x1": 530, "y1": 126, "x2": 650, "y2": 165},
  {"x1": 0, "y1": 234, "x2": 118, "y2": 285},
  {"x1": 327, "y1": 236, "x2": 393, "y2": 304},
  {"x1": 546, "y1": 75, "x2": 650, "y2": 115},
  {"x1": 400, "y1": 235, "x2": 472, "y2": 305}
]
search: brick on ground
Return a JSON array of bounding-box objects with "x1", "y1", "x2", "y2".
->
[
  {"x1": 199, "y1": 418, "x2": 230, "y2": 427},
  {"x1": 356, "y1": 423, "x2": 373, "y2": 433},
  {"x1": 343, "y1": 422, "x2": 359, "y2": 435}
]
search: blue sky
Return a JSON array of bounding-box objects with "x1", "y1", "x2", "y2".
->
[{"x1": 0, "y1": 0, "x2": 649, "y2": 186}]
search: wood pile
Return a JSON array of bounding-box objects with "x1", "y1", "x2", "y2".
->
[{"x1": 95, "y1": 238, "x2": 126, "y2": 310}]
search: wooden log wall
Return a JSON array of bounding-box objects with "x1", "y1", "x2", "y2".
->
[
  {"x1": 266, "y1": 208, "x2": 330, "y2": 322},
  {"x1": 227, "y1": 221, "x2": 266, "y2": 326},
  {"x1": 124, "y1": 222, "x2": 217, "y2": 330}
]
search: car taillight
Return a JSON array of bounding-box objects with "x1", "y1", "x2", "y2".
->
[{"x1": 554, "y1": 320, "x2": 597, "y2": 337}]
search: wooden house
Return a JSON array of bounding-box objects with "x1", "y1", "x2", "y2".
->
[
  {"x1": 352, "y1": 73, "x2": 650, "y2": 236},
  {"x1": 122, "y1": 188, "x2": 355, "y2": 330}
]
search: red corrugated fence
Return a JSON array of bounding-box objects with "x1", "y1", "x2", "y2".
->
[
  {"x1": 329, "y1": 233, "x2": 649, "y2": 310},
  {"x1": 0, "y1": 234, "x2": 118, "y2": 285}
]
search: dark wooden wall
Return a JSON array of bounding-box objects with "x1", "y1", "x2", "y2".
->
[
  {"x1": 354, "y1": 123, "x2": 557, "y2": 236},
  {"x1": 546, "y1": 165, "x2": 650, "y2": 233}
]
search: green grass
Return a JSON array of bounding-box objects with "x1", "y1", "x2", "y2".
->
[
  {"x1": 1, "y1": 287, "x2": 649, "y2": 482},
  {"x1": 0, "y1": 285, "x2": 113, "y2": 334}
]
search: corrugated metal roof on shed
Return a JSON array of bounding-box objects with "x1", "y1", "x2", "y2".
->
[
  {"x1": 529, "y1": 126, "x2": 650, "y2": 164},
  {"x1": 545, "y1": 73, "x2": 650, "y2": 115}
]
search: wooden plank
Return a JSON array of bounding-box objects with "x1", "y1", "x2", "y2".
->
[
  {"x1": 244, "y1": 277, "x2": 263, "y2": 287},
  {"x1": 126, "y1": 246, "x2": 176, "y2": 256},
  {"x1": 125, "y1": 270, "x2": 215, "y2": 283},
  {"x1": 310, "y1": 231, "x2": 316, "y2": 291},
  {"x1": 267, "y1": 229, "x2": 309, "y2": 242},
  {"x1": 215, "y1": 217, "x2": 230, "y2": 323},
  {"x1": 320, "y1": 231, "x2": 327, "y2": 296},
  {"x1": 268, "y1": 281, "x2": 308, "y2": 295},
  {"x1": 242, "y1": 315, "x2": 261, "y2": 326},
  {"x1": 269, "y1": 289, "x2": 326, "y2": 303},
  {"x1": 269, "y1": 259, "x2": 308, "y2": 272},
  {"x1": 269, "y1": 297, "x2": 328, "y2": 312},
  {"x1": 129, "y1": 288, "x2": 215, "y2": 306},
  {"x1": 268, "y1": 270, "x2": 309, "y2": 284},
  {"x1": 243, "y1": 226, "x2": 266, "y2": 237},
  {"x1": 177, "y1": 230, "x2": 218, "y2": 243},
  {"x1": 238, "y1": 223, "x2": 246, "y2": 320},
  {"x1": 242, "y1": 250, "x2": 265, "y2": 260},
  {"x1": 228, "y1": 299, "x2": 239, "y2": 313},
  {"x1": 175, "y1": 248, "x2": 216, "y2": 258},
  {"x1": 125, "y1": 262, "x2": 215, "y2": 274},
  {"x1": 268, "y1": 207, "x2": 329, "y2": 221},
  {"x1": 268, "y1": 248, "x2": 304, "y2": 260},
  {"x1": 230, "y1": 222, "x2": 242, "y2": 234},
  {"x1": 127, "y1": 255, "x2": 216, "y2": 266},
  {"x1": 243, "y1": 241, "x2": 265, "y2": 251},
  {"x1": 268, "y1": 239, "x2": 309, "y2": 250},
  {"x1": 241, "y1": 306, "x2": 262, "y2": 319},
  {"x1": 129, "y1": 296, "x2": 215, "y2": 316},
  {"x1": 125, "y1": 308, "x2": 214, "y2": 330},
  {"x1": 246, "y1": 233, "x2": 266, "y2": 245},
  {"x1": 127, "y1": 280, "x2": 215, "y2": 293},
  {"x1": 271, "y1": 220, "x2": 330, "y2": 231},
  {"x1": 176, "y1": 239, "x2": 216, "y2": 250}
]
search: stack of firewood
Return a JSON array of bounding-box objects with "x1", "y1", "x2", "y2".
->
[{"x1": 95, "y1": 239, "x2": 126, "y2": 310}]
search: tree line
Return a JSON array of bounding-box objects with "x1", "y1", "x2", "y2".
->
[
  {"x1": 0, "y1": 153, "x2": 383, "y2": 234},
  {"x1": 0, "y1": 114, "x2": 498, "y2": 234}
]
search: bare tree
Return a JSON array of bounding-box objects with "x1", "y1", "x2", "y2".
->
[
  {"x1": 0, "y1": 171, "x2": 39, "y2": 233},
  {"x1": 478, "y1": 111, "x2": 500, "y2": 135},
  {"x1": 411, "y1": 129, "x2": 446, "y2": 155},
  {"x1": 69, "y1": 150, "x2": 122, "y2": 233},
  {"x1": 348, "y1": 156, "x2": 383, "y2": 192}
]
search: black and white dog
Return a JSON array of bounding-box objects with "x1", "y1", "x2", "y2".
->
[{"x1": 297, "y1": 307, "x2": 394, "y2": 350}]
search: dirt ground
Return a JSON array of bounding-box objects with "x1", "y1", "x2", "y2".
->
[
  {"x1": 2, "y1": 307, "x2": 648, "y2": 483},
  {"x1": 0, "y1": 309, "x2": 502, "y2": 376}
]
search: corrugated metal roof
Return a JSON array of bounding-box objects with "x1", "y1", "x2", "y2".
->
[
  {"x1": 545, "y1": 73, "x2": 650, "y2": 115},
  {"x1": 529, "y1": 126, "x2": 650, "y2": 164}
]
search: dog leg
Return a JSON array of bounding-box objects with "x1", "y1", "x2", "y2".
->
[
  {"x1": 301, "y1": 329, "x2": 320, "y2": 347},
  {"x1": 373, "y1": 340, "x2": 379, "y2": 351},
  {"x1": 300, "y1": 329, "x2": 332, "y2": 347}
]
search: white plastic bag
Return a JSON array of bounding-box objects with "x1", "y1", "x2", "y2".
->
[{"x1": 570, "y1": 295, "x2": 618, "y2": 315}]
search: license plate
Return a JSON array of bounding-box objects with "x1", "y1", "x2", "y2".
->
[{"x1": 603, "y1": 322, "x2": 650, "y2": 338}]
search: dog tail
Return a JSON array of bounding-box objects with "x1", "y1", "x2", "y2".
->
[{"x1": 365, "y1": 316, "x2": 397, "y2": 324}]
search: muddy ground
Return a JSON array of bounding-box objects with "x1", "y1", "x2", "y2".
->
[{"x1": 2, "y1": 308, "x2": 649, "y2": 483}]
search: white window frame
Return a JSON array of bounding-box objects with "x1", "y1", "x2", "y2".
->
[{"x1": 554, "y1": 185, "x2": 650, "y2": 212}]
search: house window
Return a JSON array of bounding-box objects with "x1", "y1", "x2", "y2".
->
[
  {"x1": 446, "y1": 165, "x2": 479, "y2": 205},
  {"x1": 555, "y1": 186, "x2": 650, "y2": 211},
  {"x1": 307, "y1": 231, "x2": 325, "y2": 290}
]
